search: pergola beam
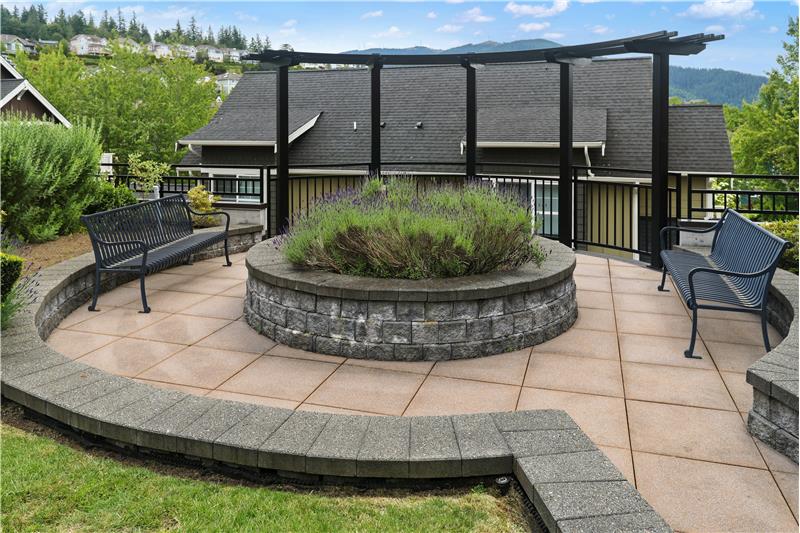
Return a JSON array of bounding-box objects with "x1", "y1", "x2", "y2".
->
[
  {"x1": 248, "y1": 31, "x2": 720, "y2": 66},
  {"x1": 650, "y1": 52, "x2": 670, "y2": 269},
  {"x1": 370, "y1": 57, "x2": 382, "y2": 177},
  {"x1": 464, "y1": 61, "x2": 477, "y2": 179},
  {"x1": 558, "y1": 63, "x2": 573, "y2": 247}
]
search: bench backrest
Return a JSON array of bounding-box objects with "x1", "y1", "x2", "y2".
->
[
  {"x1": 711, "y1": 209, "x2": 789, "y2": 304},
  {"x1": 81, "y1": 195, "x2": 193, "y2": 267}
]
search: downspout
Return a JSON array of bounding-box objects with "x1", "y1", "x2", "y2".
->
[{"x1": 584, "y1": 145, "x2": 595, "y2": 178}]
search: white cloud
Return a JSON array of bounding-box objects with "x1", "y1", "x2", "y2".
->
[
  {"x1": 235, "y1": 11, "x2": 258, "y2": 23},
  {"x1": 682, "y1": 0, "x2": 756, "y2": 19},
  {"x1": 445, "y1": 0, "x2": 464, "y2": 4},
  {"x1": 461, "y1": 7, "x2": 494, "y2": 23},
  {"x1": 705, "y1": 24, "x2": 725, "y2": 32},
  {"x1": 436, "y1": 24, "x2": 463, "y2": 33},
  {"x1": 375, "y1": 26, "x2": 409, "y2": 38},
  {"x1": 588, "y1": 24, "x2": 610, "y2": 34},
  {"x1": 504, "y1": 0, "x2": 569, "y2": 18},
  {"x1": 426, "y1": 11, "x2": 437, "y2": 19},
  {"x1": 766, "y1": 25, "x2": 779, "y2": 33},
  {"x1": 361, "y1": 10, "x2": 383, "y2": 20},
  {"x1": 543, "y1": 32, "x2": 565, "y2": 39},
  {"x1": 279, "y1": 19, "x2": 297, "y2": 36},
  {"x1": 518, "y1": 21, "x2": 551, "y2": 32}
]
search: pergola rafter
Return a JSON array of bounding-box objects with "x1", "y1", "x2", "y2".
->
[{"x1": 245, "y1": 30, "x2": 723, "y2": 268}]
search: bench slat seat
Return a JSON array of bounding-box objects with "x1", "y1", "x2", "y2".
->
[
  {"x1": 82, "y1": 194, "x2": 232, "y2": 313},
  {"x1": 658, "y1": 209, "x2": 789, "y2": 358},
  {"x1": 113, "y1": 232, "x2": 227, "y2": 272},
  {"x1": 661, "y1": 249, "x2": 756, "y2": 308}
]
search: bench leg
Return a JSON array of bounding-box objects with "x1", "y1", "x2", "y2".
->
[
  {"x1": 684, "y1": 306, "x2": 702, "y2": 359},
  {"x1": 761, "y1": 310, "x2": 772, "y2": 353},
  {"x1": 87, "y1": 268, "x2": 101, "y2": 312},
  {"x1": 138, "y1": 271, "x2": 151, "y2": 313},
  {"x1": 657, "y1": 267, "x2": 669, "y2": 292},
  {"x1": 223, "y1": 238, "x2": 232, "y2": 267}
]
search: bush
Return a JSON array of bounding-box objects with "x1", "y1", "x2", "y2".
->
[
  {"x1": 1, "y1": 252, "x2": 24, "y2": 300},
  {"x1": 283, "y1": 178, "x2": 547, "y2": 279},
  {"x1": 763, "y1": 218, "x2": 799, "y2": 274},
  {"x1": 187, "y1": 185, "x2": 221, "y2": 227},
  {"x1": 1, "y1": 116, "x2": 102, "y2": 242},
  {"x1": 84, "y1": 179, "x2": 138, "y2": 214}
]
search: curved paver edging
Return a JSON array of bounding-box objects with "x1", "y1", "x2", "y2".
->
[
  {"x1": 244, "y1": 237, "x2": 577, "y2": 361},
  {"x1": 746, "y1": 268, "x2": 799, "y2": 462},
  {"x1": 1, "y1": 234, "x2": 672, "y2": 533}
]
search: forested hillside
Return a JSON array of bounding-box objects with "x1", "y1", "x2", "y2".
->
[{"x1": 670, "y1": 65, "x2": 766, "y2": 106}]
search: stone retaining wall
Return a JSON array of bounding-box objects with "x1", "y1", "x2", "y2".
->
[
  {"x1": 0, "y1": 239, "x2": 673, "y2": 533},
  {"x1": 746, "y1": 268, "x2": 799, "y2": 463},
  {"x1": 244, "y1": 238, "x2": 577, "y2": 361}
]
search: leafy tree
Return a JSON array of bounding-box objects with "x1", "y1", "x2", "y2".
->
[
  {"x1": 16, "y1": 46, "x2": 217, "y2": 163},
  {"x1": 726, "y1": 18, "x2": 798, "y2": 177}
]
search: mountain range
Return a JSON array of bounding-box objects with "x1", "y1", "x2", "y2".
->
[{"x1": 344, "y1": 39, "x2": 767, "y2": 106}]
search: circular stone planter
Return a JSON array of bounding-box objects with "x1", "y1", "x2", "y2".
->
[{"x1": 244, "y1": 238, "x2": 577, "y2": 361}]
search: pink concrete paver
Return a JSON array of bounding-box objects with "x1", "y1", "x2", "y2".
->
[{"x1": 51, "y1": 253, "x2": 797, "y2": 532}]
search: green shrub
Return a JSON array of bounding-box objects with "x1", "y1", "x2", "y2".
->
[
  {"x1": 763, "y1": 218, "x2": 799, "y2": 274},
  {"x1": 84, "y1": 179, "x2": 138, "y2": 214},
  {"x1": 283, "y1": 178, "x2": 547, "y2": 279},
  {"x1": 0, "y1": 252, "x2": 24, "y2": 300},
  {"x1": 126, "y1": 152, "x2": 171, "y2": 192},
  {"x1": 1, "y1": 116, "x2": 102, "y2": 242},
  {"x1": 187, "y1": 185, "x2": 221, "y2": 227}
]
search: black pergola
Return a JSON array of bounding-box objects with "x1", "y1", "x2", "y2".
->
[{"x1": 246, "y1": 31, "x2": 723, "y2": 268}]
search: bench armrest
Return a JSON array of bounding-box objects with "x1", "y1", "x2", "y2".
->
[
  {"x1": 660, "y1": 220, "x2": 721, "y2": 251},
  {"x1": 187, "y1": 207, "x2": 230, "y2": 232},
  {"x1": 90, "y1": 238, "x2": 148, "y2": 268}
]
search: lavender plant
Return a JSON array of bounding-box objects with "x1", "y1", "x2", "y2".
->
[
  {"x1": 282, "y1": 178, "x2": 547, "y2": 279},
  {"x1": 1, "y1": 263, "x2": 40, "y2": 330}
]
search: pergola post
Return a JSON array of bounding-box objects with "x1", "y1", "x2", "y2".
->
[
  {"x1": 650, "y1": 52, "x2": 669, "y2": 268},
  {"x1": 370, "y1": 59, "x2": 382, "y2": 178},
  {"x1": 464, "y1": 62, "x2": 477, "y2": 179},
  {"x1": 558, "y1": 62, "x2": 573, "y2": 247},
  {"x1": 275, "y1": 64, "x2": 290, "y2": 233}
]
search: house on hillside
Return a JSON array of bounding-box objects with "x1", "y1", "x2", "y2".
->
[
  {"x1": 0, "y1": 35, "x2": 36, "y2": 55},
  {"x1": 148, "y1": 42, "x2": 172, "y2": 59},
  {"x1": 224, "y1": 49, "x2": 243, "y2": 63},
  {"x1": 175, "y1": 44, "x2": 197, "y2": 60},
  {"x1": 197, "y1": 45, "x2": 225, "y2": 63},
  {"x1": 114, "y1": 37, "x2": 142, "y2": 52},
  {"x1": 215, "y1": 72, "x2": 241, "y2": 95},
  {"x1": 69, "y1": 34, "x2": 109, "y2": 56},
  {"x1": 177, "y1": 58, "x2": 733, "y2": 250},
  {"x1": 0, "y1": 56, "x2": 70, "y2": 126}
]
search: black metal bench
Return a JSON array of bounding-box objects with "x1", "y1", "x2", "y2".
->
[
  {"x1": 81, "y1": 194, "x2": 231, "y2": 313},
  {"x1": 658, "y1": 208, "x2": 790, "y2": 358}
]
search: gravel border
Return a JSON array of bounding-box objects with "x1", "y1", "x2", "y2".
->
[{"x1": 1, "y1": 230, "x2": 672, "y2": 533}]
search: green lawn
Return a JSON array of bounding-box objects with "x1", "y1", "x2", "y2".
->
[{"x1": 1, "y1": 407, "x2": 526, "y2": 532}]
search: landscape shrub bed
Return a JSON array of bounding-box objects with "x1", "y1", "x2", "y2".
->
[
  {"x1": 1, "y1": 117, "x2": 102, "y2": 242},
  {"x1": 283, "y1": 178, "x2": 546, "y2": 279},
  {"x1": 763, "y1": 218, "x2": 799, "y2": 274}
]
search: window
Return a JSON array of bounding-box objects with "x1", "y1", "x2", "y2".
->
[{"x1": 534, "y1": 184, "x2": 559, "y2": 236}]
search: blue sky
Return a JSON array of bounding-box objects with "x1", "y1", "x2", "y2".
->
[{"x1": 27, "y1": 1, "x2": 798, "y2": 75}]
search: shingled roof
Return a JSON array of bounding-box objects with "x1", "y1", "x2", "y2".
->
[{"x1": 179, "y1": 57, "x2": 732, "y2": 173}]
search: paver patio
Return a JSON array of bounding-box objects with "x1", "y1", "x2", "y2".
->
[{"x1": 48, "y1": 251, "x2": 798, "y2": 532}]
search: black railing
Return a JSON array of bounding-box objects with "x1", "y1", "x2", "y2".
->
[
  {"x1": 98, "y1": 161, "x2": 798, "y2": 258},
  {"x1": 681, "y1": 172, "x2": 799, "y2": 220}
]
